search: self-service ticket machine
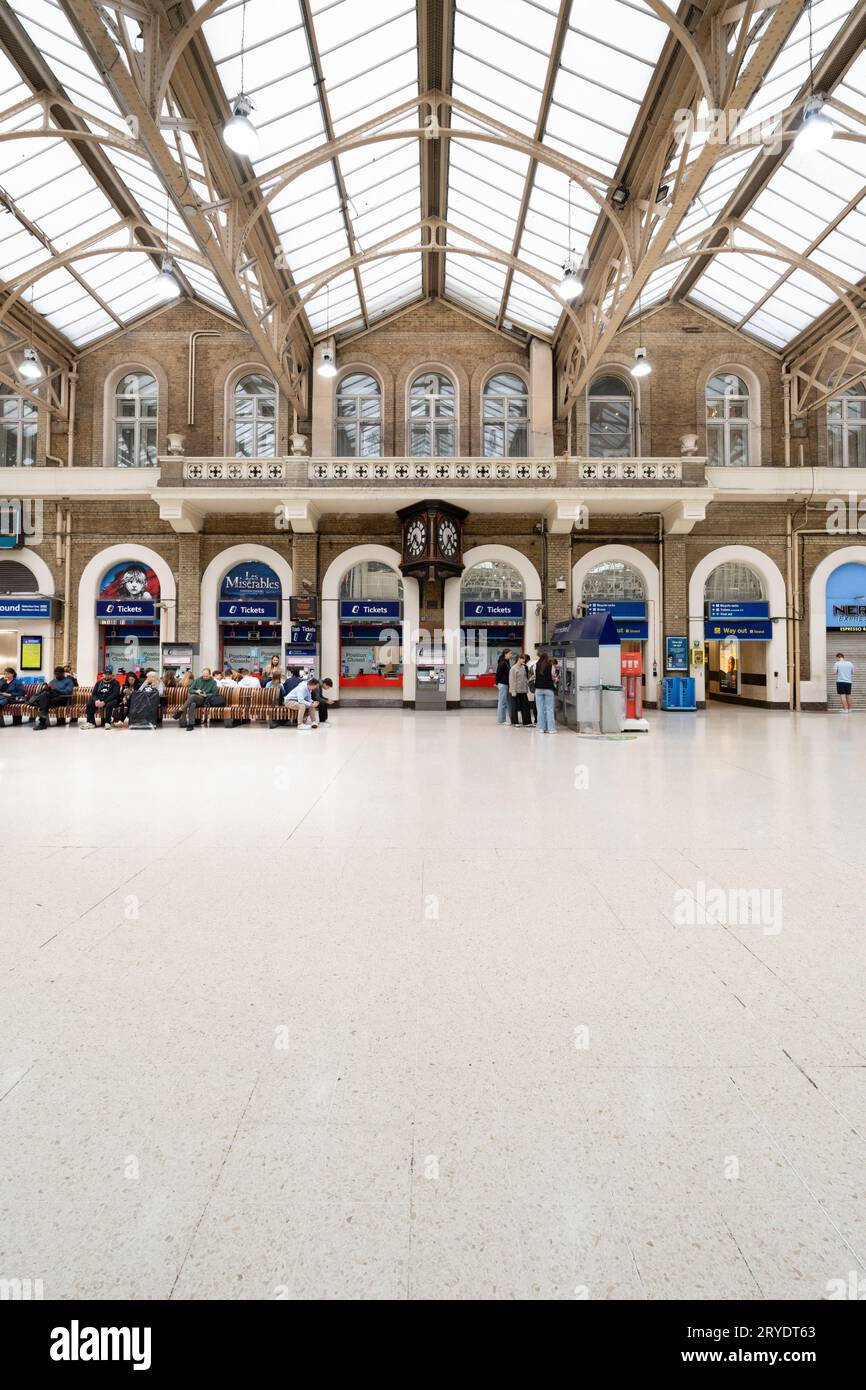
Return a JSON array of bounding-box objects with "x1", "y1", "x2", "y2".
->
[
  {"x1": 414, "y1": 637, "x2": 447, "y2": 710},
  {"x1": 543, "y1": 613, "x2": 624, "y2": 733}
]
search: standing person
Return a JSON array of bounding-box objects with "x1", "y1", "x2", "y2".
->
[
  {"x1": 509, "y1": 653, "x2": 531, "y2": 727},
  {"x1": 83, "y1": 673, "x2": 121, "y2": 728},
  {"x1": 525, "y1": 652, "x2": 538, "y2": 724},
  {"x1": 264, "y1": 655, "x2": 282, "y2": 686},
  {"x1": 495, "y1": 648, "x2": 513, "y2": 725},
  {"x1": 27, "y1": 666, "x2": 74, "y2": 731},
  {"x1": 534, "y1": 653, "x2": 557, "y2": 735},
  {"x1": 833, "y1": 651, "x2": 854, "y2": 713},
  {"x1": 283, "y1": 675, "x2": 321, "y2": 730},
  {"x1": 180, "y1": 667, "x2": 224, "y2": 730}
]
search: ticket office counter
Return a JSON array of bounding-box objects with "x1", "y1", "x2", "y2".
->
[
  {"x1": 460, "y1": 600, "x2": 524, "y2": 705},
  {"x1": 339, "y1": 599, "x2": 403, "y2": 702},
  {"x1": 102, "y1": 624, "x2": 161, "y2": 674},
  {"x1": 704, "y1": 603, "x2": 771, "y2": 705}
]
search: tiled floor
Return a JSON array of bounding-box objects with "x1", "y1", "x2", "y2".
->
[{"x1": 1, "y1": 705, "x2": 865, "y2": 1300}]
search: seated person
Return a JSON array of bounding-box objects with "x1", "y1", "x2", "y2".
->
[
  {"x1": 84, "y1": 673, "x2": 121, "y2": 727},
  {"x1": 28, "y1": 666, "x2": 75, "y2": 731},
  {"x1": 316, "y1": 677, "x2": 334, "y2": 723},
  {"x1": 217, "y1": 670, "x2": 238, "y2": 691},
  {"x1": 0, "y1": 667, "x2": 28, "y2": 713},
  {"x1": 279, "y1": 667, "x2": 303, "y2": 701},
  {"x1": 237, "y1": 668, "x2": 261, "y2": 689},
  {"x1": 127, "y1": 670, "x2": 163, "y2": 729},
  {"x1": 180, "y1": 667, "x2": 225, "y2": 730},
  {"x1": 284, "y1": 676, "x2": 320, "y2": 730}
]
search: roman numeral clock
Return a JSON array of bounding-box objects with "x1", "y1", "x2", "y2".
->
[{"x1": 396, "y1": 499, "x2": 469, "y2": 590}]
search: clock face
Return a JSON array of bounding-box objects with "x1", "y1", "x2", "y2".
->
[
  {"x1": 437, "y1": 518, "x2": 459, "y2": 559},
  {"x1": 406, "y1": 517, "x2": 427, "y2": 558}
]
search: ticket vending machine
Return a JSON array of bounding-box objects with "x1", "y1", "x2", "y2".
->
[
  {"x1": 621, "y1": 650, "x2": 642, "y2": 720},
  {"x1": 542, "y1": 613, "x2": 623, "y2": 732}
]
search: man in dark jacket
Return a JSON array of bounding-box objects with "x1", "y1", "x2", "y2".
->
[
  {"x1": 495, "y1": 649, "x2": 513, "y2": 724},
  {"x1": 180, "y1": 668, "x2": 224, "y2": 730},
  {"x1": 29, "y1": 667, "x2": 75, "y2": 730},
  {"x1": 85, "y1": 674, "x2": 121, "y2": 727}
]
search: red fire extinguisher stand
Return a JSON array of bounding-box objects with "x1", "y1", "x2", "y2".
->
[{"x1": 621, "y1": 650, "x2": 643, "y2": 720}]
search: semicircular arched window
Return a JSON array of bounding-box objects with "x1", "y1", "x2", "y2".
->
[
  {"x1": 233, "y1": 373, "x2": 276, "y2": 459},
  {"x1": 340, "y1": 560, "x2": 403, "y2": 601},
  {"x1": 704, "y1": 562, "x2": 765, "y2": 602},
  {"x1": 582, "y1": 560, "x2": 646, "y2": 602},
  {"x1": 0, "y1": 385, "x2": 37, "y2": 467},
  {"x1": 588, "y1": 374, "x2": 634, "y2": 458},
  {"x1": 461, "y1": 559, "x2": 525, "y2": 601},
  {"x1": 114, "y1": 372, "x2": 157, "y2": 468},
  {"x1": 335, "y1": 373, "x2": 382, "y2": 457},
  {"x1": 483, "y1": 373, "x2": 528, "y2": 458},
  {"x1": 706, "y1": 372, "x2": 751, "y2": 467},
  {"x1": 408, "y1": 371, "x2": 456, "y2": 457}
]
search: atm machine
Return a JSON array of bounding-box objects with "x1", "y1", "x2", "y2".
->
[{"x1": 541, "y1": 612, "x2": 624, "y2": 733}]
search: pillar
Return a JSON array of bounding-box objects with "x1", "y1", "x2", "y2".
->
[
  {"x1": 311, "y1": 339, "x2": 336, "y2": 455},
  {"x1": 530, "y1": 338, "x2": 554, "y2": 458},
  {"x1": 177, "y1": 533, "x2": 201, "y2": 642}
]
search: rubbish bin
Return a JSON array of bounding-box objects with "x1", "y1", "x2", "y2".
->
[
  {"x1": 601, "y1": 683, "x2": 625, "y2": 733},
  {"x1": 576, "y1": 682, "x2": 601, "y2": 729}
]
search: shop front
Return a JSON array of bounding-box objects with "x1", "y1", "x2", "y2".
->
[
  {"x1": 97, "y1": 561, "x2": 161, "y2": 674},
  {"x1": 218, "y1": 561, "x2": 282, "y2": 672},
  {"x1": 825, "y1": 561, "x2": 866, "y2": 708},
  {"x1": 338, "y1": 560, "x2": 403, "y2": 701}
]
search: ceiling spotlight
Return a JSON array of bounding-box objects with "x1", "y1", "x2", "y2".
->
[
  {"x1": 19, "y1": 346, "x2": 42, "y2": 381},
  {"x1": 630, "y1": 345, "x2": 652, "y2": 378},
  {"x1": 557, "y1": 259, "x2": 584, "y2": 302},
  {"x1": 153, "y1": 256, "x2": 181, "y2": 301},
  {"x1": 655, "y1": 182, "x2": 670, "y2": 204},
  {"x1": 611, "y1": 184, "x2": 630, "y2": 209},
  {"x1": 223, "y1": 95, "x2": 259, "y2": 156},
  {"x1": 317, "y1": 344, "x2": 337, "y2": 378},
  {"x1": 795, "y1": 92, "x2": 833, "y2": 153}
]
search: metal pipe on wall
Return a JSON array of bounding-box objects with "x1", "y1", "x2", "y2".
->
[{"x1": 187, "y1": 332, "x2": 220, "y2": 427}]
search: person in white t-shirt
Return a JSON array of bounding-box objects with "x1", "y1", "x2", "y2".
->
[
  {"x1": 237, "y1": 669, "x2": 261, "y2": 689},
  {"x1": 217, "y1": 671, "x2": 238, "y2": 691},
  {"x1": 833, "y1": 652, "x2": 854, "y2": 713}
]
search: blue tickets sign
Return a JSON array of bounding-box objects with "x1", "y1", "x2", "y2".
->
[
  {"x1": 218, "y1": 598, "x2": 280, "y2": 622},
  {"x1": 339, "y1": 599, "x2": 402, "y2": 622},
  {"x1": 96, "y1": 599, "x2": 155, "y2": 621},
  {"x1": 291, "y1": 624, "x2": 317, "y2": 644},
  {"x1": 461, "y1": 600, "x2": 525, "y2": 622}
]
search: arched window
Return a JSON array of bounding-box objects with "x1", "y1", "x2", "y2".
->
[
  {"x1": 483, "y1": 373, "x2": 528, "y2": 457},
  {"x1": 582, "y1": 560, "x2": 646, "y2": 602},
  {"x1": 233, "y1": 373, "x2": 276, "y2": 458},
  {"x1": 340, "y1": 560, "x2": 403, "y2": 601},
  {"x1": 408, "y1": 371, "x2": 456, "y2": 456},
  {"x1": 335, "y1": 372, "x2": 381, "y2": 457},
  {"x1": 0, "y1": 559, "x2": 39, "y2": 593},
  {"x1": 705, "y1": 562, "x2": 765, "y2": 602},
  {"x1": 114, "y1": 372, "x2": 157, "y2": 467},
  {"x1": 706, "y1": 372, "x2": 750, "y2": 467},
  {"x1": 0, "y1": 385, "x2": 37, "y2": 467},
  {"x1": 588, "y1": 374, "x2": 634, "y2": 457},
  {"x1": 461, "y1": 559, "x2": 525, "y2": 601},
  {"x1": 828, "y1": 380, "x2": 866, "y2": 468}
]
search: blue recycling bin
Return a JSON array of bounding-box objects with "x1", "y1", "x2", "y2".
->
[{"x1": 661, "y1": 676, "x2": 696, "y2": 710}]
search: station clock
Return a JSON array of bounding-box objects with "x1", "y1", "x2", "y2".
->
[{"x1": 396, "y1": 499, "x2": 468, "y2": 583}]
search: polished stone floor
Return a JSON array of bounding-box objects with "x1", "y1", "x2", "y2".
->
[{"x1": 1, "y1": 705, "x2": 864, "y2": 1300}]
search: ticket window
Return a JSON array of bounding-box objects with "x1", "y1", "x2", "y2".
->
[
  {"x1": 340, "y1": 629, "x2": 403, "y2": 686},
  {"x1": 221, "y1": 625, "x2": 281, "y2": 672},
  {"x1": 460, "y1": 627, "x2": 523, "y2": 686},
  {"x1": 102, "y1": 625, "x2": 160, "y2": 674}
]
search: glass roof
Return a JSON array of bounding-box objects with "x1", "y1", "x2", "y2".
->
[{"x1": 1, "y1": 0, "x2": 865, "y2": 358}]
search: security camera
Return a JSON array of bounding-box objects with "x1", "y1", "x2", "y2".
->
[{"x1": 555, "y1": 576, "x2": 566, "y2": 592}]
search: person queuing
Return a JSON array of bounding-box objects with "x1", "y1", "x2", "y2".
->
[
  {"x1": 495, "y1": 648, "x2": 513, "y2": 724},
  {"x1": 83, "y1": 673, "x2": 121, "y2": 728},
  {"x1": 833, "y1": 651, "x2": 854, "y2": 713},
  {"x1": 283, "y1": 675, "x2": 320, "y2": 730},
  {"x1": 508, "y1": 653, "x2": 532, "y2": 727},
  {"x1": 28, "y1": 666, "x2": 75, "y2": 731},
  {"x1": 533, "y1": 653, "x2": 558, "y2": 734},
  {"x1": 0, "y1": 667, "x2": 28, "y2": 720},
  {"x1": 180, "y1": 667, "x2": 225, "y2": 730}
]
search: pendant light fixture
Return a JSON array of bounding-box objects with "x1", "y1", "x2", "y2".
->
[
  {"x1": 630, "y1": 293, "x2": 652, "y2": 378},
  {"x1": 18, "y1": 286, "x2": 43, "y2": 381},
  {"x1": 795, "y1": 3, "x2": 833, "y2": 153},
  {"x1": 557, "y1": 180, "x2": 585, "y2": 302},
  {"x1": 223, "y1": 1, "x2": 259, "y2": 156},
  {"x1": 153, "y1": 189, "x2": 181, "y2": 301},
  {"x1": 317, "y1": 283, "x2": 337, "y2": 377}
]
